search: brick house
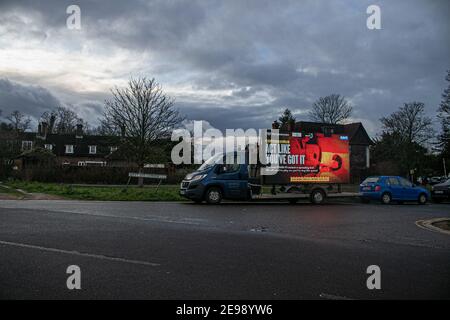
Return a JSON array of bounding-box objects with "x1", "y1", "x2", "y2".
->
[{"x1": 16, "y1": 123, "x2": 124, "y2": 169}]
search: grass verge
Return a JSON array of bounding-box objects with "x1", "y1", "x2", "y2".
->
[
  {"x1": 5, "y1": 181, "x2": 185, "y2": 201},
  {"x1": 0, "y1": 184, "x2": 23, "y2": 198}
]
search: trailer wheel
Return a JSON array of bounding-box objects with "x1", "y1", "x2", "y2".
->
[
  {"x1": 310, "y1": 189, "x2": 325, "y2": 205},
  {"x1": 205, "y1": 187, "x2": 222, "y2": 204}
]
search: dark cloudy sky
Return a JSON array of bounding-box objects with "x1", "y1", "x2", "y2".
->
[{"x1": 0, "y1": 0, "x2": 449, "y2": 136}]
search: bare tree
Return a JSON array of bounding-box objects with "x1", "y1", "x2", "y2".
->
[
  {"x1": 102, "y1": 77, "x2": 183, "y2": 180},
  {"x1": 41, "y1": 106, "x2": 86, "y2": 134},
  {"x1": 380, "y1": 102, "x2": 434, "y2": 145},
  {"x1": 308, "y1": 94, "x2": 353, "y2": 124},
  {"x1": 7, "y1": 110, "x2": 31, "y2": 132},
  {"x1": 437, "y1": 70, "x2": 450, "y2": 158}
]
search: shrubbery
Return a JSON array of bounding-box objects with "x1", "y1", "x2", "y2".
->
[{"x1": 16, "y1": 165, "x2": 186, "y2": 184}]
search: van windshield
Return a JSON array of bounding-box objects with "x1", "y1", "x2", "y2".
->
[
  {"x1": 198, "y1": 153, "x2": 224, "y2": 171},
  {"x1": 362, "y1": 177, "x2": 380, "y2": 184}
]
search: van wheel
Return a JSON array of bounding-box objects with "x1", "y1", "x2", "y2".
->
[
  {"x1": 418, "y1": 193, "x2": 427, "y2": 205},
  {"x1": 205, "y1": 187, "x2": 222, "y2": 204},
  {"x1": 381, "y1": 192, "x2": 392, "y2": 204},
  {"x1": 310, "y1": 189, "x2": 325, "y2": 205}
]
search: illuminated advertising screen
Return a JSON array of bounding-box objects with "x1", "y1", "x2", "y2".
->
[{"x1": 263, "y1": 132, "x2": 350, "y2": 184}]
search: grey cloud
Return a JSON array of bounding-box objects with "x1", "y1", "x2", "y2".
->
[
  {"x1": 0, "y1": 0, "x2": 449, "y2": 137},
  {"x1": 0, "y1": 78, "x2": 60, "y2": 121}
]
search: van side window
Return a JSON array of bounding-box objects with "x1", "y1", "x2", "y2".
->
[{"x1": 224, "y1": 163, "x2": 240, "y2": 173}]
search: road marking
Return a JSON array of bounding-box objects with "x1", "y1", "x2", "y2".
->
[
  {"x1": 415, "y1": 218, "x2": 450, "y2": 235},
  {"x1": 0, "y1": 240, "x2": 160, "y2": 267},
  {"x1": 319, "y1": 293, "x2": 354, "y2": 300}
]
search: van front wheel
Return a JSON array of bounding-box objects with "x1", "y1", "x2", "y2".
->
[{"x1": 205, "y1": 187, "x2": 223, "y2": 204}]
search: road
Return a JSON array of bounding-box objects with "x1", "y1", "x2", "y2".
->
[{"x1": 0, "y1": 199, "x2": 449, "y2": 299}]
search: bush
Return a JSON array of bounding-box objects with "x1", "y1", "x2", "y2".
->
[{"x1": 16, "y1": 165, "x2": 186, "y2": 185}]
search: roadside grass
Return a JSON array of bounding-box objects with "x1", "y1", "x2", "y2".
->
[
  {"x1": 4, "y1": 181, "x2": 361, "y2": 202},
  {"x1": 0, "y1": 184, "x2": 23, "y2": 198},
  {"x1": 5, "y1": 181, "x2": 185, "y2": 201}
]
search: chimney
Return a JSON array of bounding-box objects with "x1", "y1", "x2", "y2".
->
[
  {"x1": 76, "y1": 123, "x2": 83, "y2": 139},
  {"x1": 49, "y1": 115, "x2": 56, "y2": 133},
  {"x1": 37, "y1": 122, "x2": 49, "y2": 139},
  {"x1": 42, "y1": 122, "x2": 48, "y2": 137}
]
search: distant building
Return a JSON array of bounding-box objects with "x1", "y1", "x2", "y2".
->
[{"x1": 16, "y1": 122, "x2": 125, "y2": 169}]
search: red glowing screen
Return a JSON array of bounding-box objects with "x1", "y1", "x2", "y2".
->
[{"x1": 263, "y1": 133, "x2": 350, "y2": 184}]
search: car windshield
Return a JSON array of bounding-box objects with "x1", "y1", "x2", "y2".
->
[
  {"x1": 198, "y1": 153, "x2": 224, "y2": 171},
  {"x1": 362, "y1": 177, "x2": 380, "y2": 184}
]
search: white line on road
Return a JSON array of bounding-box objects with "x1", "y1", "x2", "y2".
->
[{"x1": 0, "y1": 240, "x2": 160, "y2": 267}]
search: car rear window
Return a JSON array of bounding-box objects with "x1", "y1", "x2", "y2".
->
[{"x1": 362, "y1": 177, "x2": 380, "y2": 184}]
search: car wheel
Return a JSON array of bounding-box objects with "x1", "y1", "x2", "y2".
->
[
  {"x1": 205, "y1": 187, "x2": 222, "y2": 204},
  {"x1": 381, "y1": 192, "x2": 392, "y2": 204},
  {"x1": 310, "y1": 189, "x2": 325, "y2": 205},
  {"x1": 418, "y1": 193, "x2": 427, "y2": 205}
]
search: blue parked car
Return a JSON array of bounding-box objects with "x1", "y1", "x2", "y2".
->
[{"x1": 360, "y1": 176, "x2": 430, "y2": 204}]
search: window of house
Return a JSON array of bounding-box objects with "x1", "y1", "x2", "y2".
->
[
  {"x1": 44, "y1": 144, "x2": 53, "y2": 151},
  {"x1": 21, "y1": 140, "x2": 33, "y2": 151},
  {"x1": 65, "y1": 145, "x2": 74, "y2": 154},
  {"x1": 89, "y1": 145, "x2": 97, "y2": 154}
]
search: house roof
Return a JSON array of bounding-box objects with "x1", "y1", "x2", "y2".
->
[
  {"x1": 291, "y1": 121, "x2": 373, "y2": 145},
  {"x1": 18, "y1": 132, "x2": 122, "y2": 157}
]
